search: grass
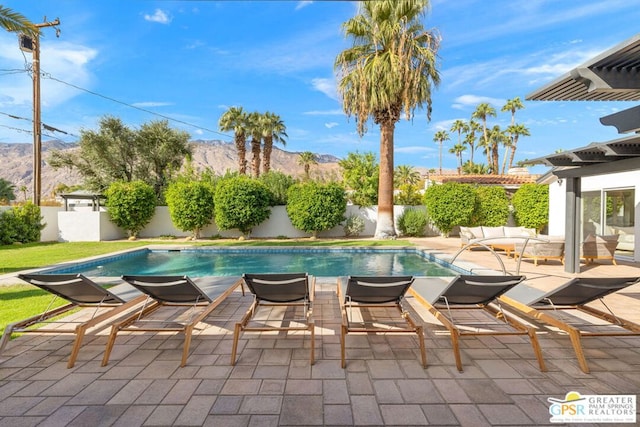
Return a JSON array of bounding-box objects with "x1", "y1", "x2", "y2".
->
[{"x1": 0, "y1": 238, "x2": 416, "y2": 335}]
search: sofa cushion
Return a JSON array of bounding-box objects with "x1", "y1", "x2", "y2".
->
[
  {"x1": 481, "y1": 226, "x2": 504, "y2": 238},
  {"x1": 465, "y1": 226, "x2": 483, "y2": 239}
]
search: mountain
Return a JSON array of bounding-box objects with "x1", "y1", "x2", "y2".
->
[{"x1": 0, "y1": 140, "x2": 342, "y2": 201}]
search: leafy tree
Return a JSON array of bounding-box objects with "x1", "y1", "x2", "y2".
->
[
  {"x1": 0, "y1": 202, "x2": 44, "y2": 244},
  {"x1": 165, "y1": 179, "x2": 215, "y2": 239},
  {"x1": 424, "y1": 182, "x2": 476, "y2": 236},
  {"x1": 261, "y1": 111, "x2": 287, "y2": 174},
  {"x1": 48, "y1": 116, "x2": 191, "y2": 200},
  {"x1": 335, "y1": 0, "x2": 440, "y2": 239},
  {"x1": 0, "y1": 178, "x2": 16, "y2": 203},
  {"x1": 218, "y1": 106, "x2": 248, "y2": 174},
  {"x1": 298, "y1": 151, "x2": 318, "y2": 180},
  {"x1": 259, "y1": 171, "x2": 296, "y2": 205},
  {"x1": 397, "y1": 208, "x2": 428, "y2": 237},
  {"x1": 512, "y1": 183, "x2": 549, "y2": 232},
  {"x1": 105, "y1": 180, "x2": 157, "y2": 238},
  {"x1": 338, "y1": 151, "x2": 379, "y2": 206},
  {"x1": 462, "y1": 160, "x2": 489, "y2": 174},
  {"x1": 0, "y1": 5, "x2": 39, "y2": 37},
  {"x1": 394, "y1": 183, "x2": 423, "y2": 206},
  {"x1": 214, "y1": 175, "x2": 271, "y2": 236},
  {"x1": 135, "y1": 120, "x2": 192, "y2": 201},
  {"x1": 472, "y1": 186, "x2": 509, "y2": 226},
  {"x1": 433, "y1": 130, "x2": 449, "y2": 174},
  {"x1": 286, "y1": 181, "x2": 346, "y2": 238}
]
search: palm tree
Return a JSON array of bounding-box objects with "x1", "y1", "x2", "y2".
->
[
  {"x1": 472, "y1": 103, "x2": 496, "y2": 172},
  {"x1": 433, "y1": 130, "x2": 449, "y2": 175},
  {"x1": 246, "y1": 112, "x2": 263, "y2": 178},
  {"x1": 394, "y1": 164, "x2": 421, "y2": 187},
  {"x1": 218, "y1": 107, "x2": 248, "y2": 174},
  {"x1": 449, "y1": 143, "x2": 467, "y2": 175},
  {"x1": 487, "y1": 124, "x2": 506, "y2": 174},
  {"x1": 19, "y1": 185, "x2": 28, "y2": 201},
  {"x1": 501, "y1": 97, "x2": 525, "y2": 173},
  {"x1": 464, "y1": 119, "x2": 481, "y2": 165},
  {"x1": 0, "y1": 178, "x2": 16, "y2": 203},
  {"x1": 298, "y1": 151, "x2": 317, "y2": 180},
  {"x1": 0, "y1": 6, "x2": 38, "y2": 37},
  {"x1": 334, "y1": 0, "x2": 440, "y2": 239},
  {"x1": 506, "y1": 123, "x2": 530, "y2": 171},
  {"x1": 261, "y1": 112, "x2": 287, "y2": 174}
]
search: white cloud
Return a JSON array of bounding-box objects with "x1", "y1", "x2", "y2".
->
[
  {"x1": 451, "y1": 94, "x2": 504, "y2": 110},
  {"x1": 144, "y1": 9, "x2": 172, "y2": 24},
  {"x1": 395, "y1": 146, "x2": 435, "y2": 154},
  {"x1": 132, "y1": 101, "x2": 173, "y2": 108},
  {"x1": 311, "y1": 78, "x2": 338, "y2": 100},
  {"x1": 295, "y1": 1, "x2": 314, "y2": 11},
  {"x1": 303, "y1": 109, "x2": 344, "y2": 116},
  {"x1": 324, "y1": 122, "x2": 339, "y2": 129}
]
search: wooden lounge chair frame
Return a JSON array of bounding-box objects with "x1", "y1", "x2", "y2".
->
[
  {"x1": 500, "y1": 277, "x2": 640, "y2": 373},
  {"x1": 338, "y1": 276, "x2": 426, "y2": 368},
  {"x1": 232, "y1": 273, "x2": 315, "y2": 366},
  {"x1": 102, "y1": 275, "x2": 242, "y2": 367},
  {"x1": 410, "y1": 275, "x2": 546, "y2": 372},
  {"x1": 1, "y1": 274, "x2": 145, "y2": 368}
]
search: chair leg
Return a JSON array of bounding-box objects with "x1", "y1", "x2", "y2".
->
[
  {"x1": 67, "y1": 326, "x2": 88, "y2": 369},
  {"x1": 527, "y1": 328, "x2": 547, "y2": 372},
  {"x1": 340, "y1": 324, "x2": 347, "y2": 369},
  {"x1": 101, "y1": 324, "x2": 120, "y2": 366},
  {"x1": 567, "y1": 328, "x2": 590, "y2": 373},
  {"x1": 309, "y1": 322, "x2": 315, "y2": 365},
  {"x1": 416, "y1": 325, "x2": 427, "y2": 368},
  {"x1": 231, "y1": 323, "x2": 242, "y2": 366},
  {"x1": 181, "y1": 325, "x2": 194, "y2": 368},
  {"x1": 451, "y1": 330, "x2": 463, "y2": 372}
]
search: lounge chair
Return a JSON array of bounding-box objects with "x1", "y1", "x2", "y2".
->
[
  {"x1": 232, "y1": 273, "x2": 315, "y2": 365},
  {"x1": 338, "y1": 275, "x2": 426, "y2": 368},
  {"x1": 514, "y1": 236, "x2": 565, "y2": 266},
  {"x1": 500, "y1": 276, "x2": 640, "y2": 373},
  {"x1": 409, "y1": 275, "x2": 546, "y2": 372},
  {"x1": 1, "y1": 274, "x2": 145, "y2": 368},
  {"x1": 581, "y1": 234, "x2": 619, "y2": 265},
  {"x1": 102, "y1": 275, "x2": 242, "y2": 367}
]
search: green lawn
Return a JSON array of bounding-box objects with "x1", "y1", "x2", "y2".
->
[{"x1": 0, "y1": 238, "x2": 416, "y2": 334}]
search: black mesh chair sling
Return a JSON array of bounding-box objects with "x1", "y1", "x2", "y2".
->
[
  {"x1": 232, "y1": 273, "x2": 315, "y2": 366},
  {"x1": 338, "y1": 275, "x2": 426, "y2": 368},
  {"x1": 1, "y1": 274, "x2": 145, "y2": 368},
  {"x1": 102, "y1": 275, "x2": 242, "y2": 367},
  {"x1": 410, "y1": 275, "x2": 546, "y2": 372},
  {"x1": 500, "y1": 276, "x2": 640, "y2": 373}
]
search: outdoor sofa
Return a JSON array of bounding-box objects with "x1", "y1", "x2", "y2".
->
[
  {"x1": 514, "y1": 235, "x2": 565, "y2": 266},
  {"x1": 459, "y1": 226, "x2": 537, "y2": 256}
]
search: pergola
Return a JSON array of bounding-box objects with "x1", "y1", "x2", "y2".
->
[{"x1": 525, "y1": 33, "x2": 640, "y2": 273}]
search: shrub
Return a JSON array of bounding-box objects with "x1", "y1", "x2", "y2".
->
[
  {"x1": 0, "y1": 202, "x2": 45, "y2": 245},
  {"x1": 214, "y1": 175, "x2": 271, "y2": 236},
  {"x1": 472, "y1": 186, "x2": 510, "y2": 226},
  {"x1": 394, "y1": 183, "x2": 423, "y2": 206},
  {"x1": 105, "y1": 180, "x2": 157, "y2": 238},
  {"x1": 397, "y1": 208, "x2": 428, "y2": 237},
  {"x1": 512, "y1": 183, "x2": 549, "y2": 232},
  {"x1": 423, "y1": 182, "x2": 476, "y2": 236},
  {"x1": 165, "y1": 179, "x2": 215, "y2": 239},
  {"x1": 259, "y1": 171, "x2": 296, "y2": 205},
  {"x1": 343, "y1": 213, "x2": 365, "y2": 237},
  {"x1": 287, "y1": 181, "x2": 347, "y2": 238},
  {"x1": 338, "y1": 151, "x2": 378, "y2": 206}
]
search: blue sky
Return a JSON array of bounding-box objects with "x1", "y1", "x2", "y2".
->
[{"x1": 1, "y1": 0, "x2": 639, "y2": 174}]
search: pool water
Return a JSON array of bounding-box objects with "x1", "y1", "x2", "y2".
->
[{"x1": 48, "y1": 248, "x2": 460, "y2": 277}]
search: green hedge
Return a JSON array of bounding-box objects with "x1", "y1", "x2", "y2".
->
[
  {"x1": 214, "y1": 176, "x2": 271, "y2": 236},
  {"x1": 286, "y1": 181, "x2": 347, "y2": 238}
]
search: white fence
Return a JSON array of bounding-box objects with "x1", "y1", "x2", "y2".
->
[{"x1": 47, "y1": 205, "x2": 435, "y2": 242}]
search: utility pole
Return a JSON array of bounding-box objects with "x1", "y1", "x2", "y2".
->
[{"x1": 21, "y1": 17, "x2": 60, "y2": 205}]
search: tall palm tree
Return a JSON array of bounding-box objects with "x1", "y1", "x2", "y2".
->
[
  {"x1": 0, "y1": 6, "x2": 38, "y2": 37},
  {"x1": 394, "y1": 164, "x2": 421, "y2": 187},
  {"x1": 334, "y1": 0, "x2": 440, "y2": 239},
  {"x1": 246, "y1": 112, "x2": 263, "y2": 178},
  {"x1": 450, "y1": 119, "x2": 467, "y2": 148},
  {"x1": 298, "y1": 151, "x2": 317, "y2": 180},
  {"x1": 433, "y1": 130, "x2": 449, "y2": 175},
  {"x1": 464, "y1": 119, "x2": 481, "y2": 165},
  {"x1": 501, "y1": 97, "x2": 525, "y2": 173},
  {"x1": 449, "y1": 143, "x2": 466, "y2": 175},
  {"x1": 472, "y1": 103, "x2": 496, "y2": 172},
  {"x1": 487, "y1": 124, "x2": 506, "y2": 174},
  {"x1": 218, "y1": 106, "x2": 248, "y2": 174},
  {"x1": 506, "y1": 123, "x2": 530, "y2": 171},
  {"x1": 261, "y1": 112, "x2": 287, "y2": 174}
]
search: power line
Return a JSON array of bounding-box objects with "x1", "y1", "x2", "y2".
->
[
  {"x1": 0, "y1": 111, "x2": 77, "y2": 137},
  {"x1": 42, "y1": 72, "x2": 231, "y2": 138}
]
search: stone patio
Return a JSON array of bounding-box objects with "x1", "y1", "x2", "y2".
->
[{"x1": 0, "y1": 237, "x2": 639, "y2": 426}]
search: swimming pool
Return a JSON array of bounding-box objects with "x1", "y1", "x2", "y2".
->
[{"x1": 44, "y1": 247, "x2": 465, "y2": 277}]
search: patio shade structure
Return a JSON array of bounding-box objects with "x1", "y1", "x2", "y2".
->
[{"x1": 525, "y1": 33, "x2": 640, "y2": 273}]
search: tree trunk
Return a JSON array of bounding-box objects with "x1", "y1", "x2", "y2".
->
[
  {"x1": 508, "y1": 136, "x2": 519, "y2": 171},
  {"x1": 374, "y1": 122, "x2": 397, "y2": 239},
  {"x1": 235, "y1": 134, "x2": 247, "y2": 175},
  {"x1": 251, "y1": 137, "x2": 261, "y2": 178},
  {"x1": 262, "y1": 137, "x2": 272, "y2": 174}
]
